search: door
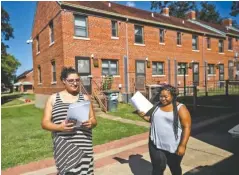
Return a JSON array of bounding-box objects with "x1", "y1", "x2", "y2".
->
[
  {"x1": 135, "y1": 60, "x2": 146, "y2": 90},
  {"x1": 228, "y1": 60, "x2": 234, "y2": 80},
  {"x1": 75, "y1": 57, "x2": 91, "y2": 94},
  {"x1": 193, "y1": 62, "x2": 199, "y2": 86},
  {"x1": 219, "y1": 64, "x2": 224, "y2": 81}
]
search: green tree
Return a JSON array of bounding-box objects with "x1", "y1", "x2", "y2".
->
[
  {"x1": 197, "y1": 2, "x2": 221, "y2": 24},
  {"x1": 230, "y1": 1, "x2": 239, "y2": 17},
  {"x1": 150, "y1": 1, "x2": 197, "y2": 18},
  {"x1": 1, "y1": 7, "x2": 21, "y2": 88}
]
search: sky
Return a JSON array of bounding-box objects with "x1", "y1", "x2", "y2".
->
[{"x1": 1, "y1": 1, "x2": 238, "y2": 76}]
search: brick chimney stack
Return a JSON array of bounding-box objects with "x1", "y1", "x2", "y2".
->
[
  {"x1": 162, "y1": 7, "x2": 169, "y2": 16},
  {"x1": 186, "y1": 11, "x2": 196, "y2": 20},
  {"x1": 222, "y1": 18, "x2": 232, "y2": 26}
]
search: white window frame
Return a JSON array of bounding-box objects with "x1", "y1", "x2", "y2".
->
[
  {"x1": 134, "y1": 25, "x2": 144, "y2": 44},
  {"x1": 208, "y1": 64, "x2": 215, "y2": 75},
  {"x1": 111, "y1": 21, "x2": 118, "y2": 37},
  {"x1": 152, "y1": 62, "x2": 164, "y2": 75},
  {"x1": 192, "y1": 35, "x2": 198, "y2": 50},
  {"x1": 38, "y1": 65, "x2": 42, "y2": 84},
  {"x1": 51, "y1": 60, "x2": 56, "y2": 83},
  {"x1": 160, "y1": 29, "x2": 165, "y2": 43},
  {"x1": 218, "y1": 39, "x2": 224, "y2": 53},
  {"x1": 74, "y1": 15, "x2": 88, "y2": 38},
  {"x1": 207, "y1": 37, "x2": 211, "y2": 49},
  {"x1": 228, "y1": 37, "x2": 233, "y2": 50},
  {"x1": 178, "y1": 62, "x2": 188, "y2": 75},
  {"x1": 49, "y1": 21, "x2": 54, "y2": 44},
  {"x1": 177, "y1": 32, "x2": 182, "y2": 45},
  {"x1": 102, "y1": 60, "x2": 119, "y2": 76}
]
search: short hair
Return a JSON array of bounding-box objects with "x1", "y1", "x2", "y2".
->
[{"x1": 60, "y1": 67, "x2": 79, "y2": 81}]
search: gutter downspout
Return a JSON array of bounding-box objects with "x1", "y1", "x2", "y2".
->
[
  {"x1": 203, "y1": 33, "x2": 208, "y2": 96},
  {"x1": 125, "y1": 18, "x2": 130, "y2": 102}
]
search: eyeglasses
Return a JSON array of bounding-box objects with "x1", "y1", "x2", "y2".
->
[{"x1": 65, "y1": 78, "x2": 80, "y2": 84}]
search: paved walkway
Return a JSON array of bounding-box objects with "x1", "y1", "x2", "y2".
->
[{"x1": 2, "y1": 111, "x2": 238, "y2": 175}]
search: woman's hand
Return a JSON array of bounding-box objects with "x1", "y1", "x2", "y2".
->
[
  {"x1": 58, "y1": 121, "x2": 74, "y2": 132},
  {"x1": 82, "y1": 120, "x2": 93, "y2": 129},
  {"x1": 176, "y1": 145, "x2": 186, "y2": 156},
  {"x1": 137, "y1": 111, "x2": 146, "y2": 117}
]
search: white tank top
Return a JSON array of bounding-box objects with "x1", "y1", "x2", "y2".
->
[{"x1": 150, "y1": 103, "x2": 184, "y2": 153}]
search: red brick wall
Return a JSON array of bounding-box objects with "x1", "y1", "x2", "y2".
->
[
  {"x1": 32, "y1": 2, "x2": 239, "y2": 98},
  {"x1": 32, "y1": 2, "x2": 65, "y2": 95}
]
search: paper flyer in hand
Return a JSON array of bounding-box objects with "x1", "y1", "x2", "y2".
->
[
  {"x1": 66, "y1": 100, "x2": 90, "y2": 127},
  {"x1": 130, "y1": 91, "x2": 153, "y2": 113}
]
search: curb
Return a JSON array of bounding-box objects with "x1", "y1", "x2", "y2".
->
[{"x1": 2, "y1": 112, "x2": 239, "y2": 175}]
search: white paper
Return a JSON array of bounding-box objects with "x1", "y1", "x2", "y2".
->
[
  {"x1": 228, "y1": 124, "x2": 239, "y2": 138},
  {"x1": 130, "y1": 91, "x2": 153, "y2": 113},
  {"x1": 66, "y1": 101, "x2": 90, "y2": 127}
]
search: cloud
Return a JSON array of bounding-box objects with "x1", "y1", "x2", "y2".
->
[{"x1": 126, "y1": 2, "x2": 136, "y2": 7}]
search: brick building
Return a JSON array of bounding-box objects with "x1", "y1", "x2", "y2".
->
[
  {"x1": 31, "y1": 1, "x2": 239, "y2": 108},
  {"x1": 14, "y1": 69, "x2": 34, "y2": 93}
]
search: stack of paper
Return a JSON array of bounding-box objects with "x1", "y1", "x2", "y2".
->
[
  {"x1": 66, "y1": 101, "x2": 90, "y2": 127},
  {"x1": 228, "y1": 124, "x2": 239, "y2": 138},
  {"x1": 130, "y1": 91, "x2": 153, "y2": 113}
]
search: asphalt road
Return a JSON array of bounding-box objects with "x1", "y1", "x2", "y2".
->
[{"x1": 188, "y1": 115, "x2": 239, "y2": 175}]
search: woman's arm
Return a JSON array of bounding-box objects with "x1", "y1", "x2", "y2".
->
[
  {"x1": 177, "y1": 105, "x2": 192, "y2": 156},
  {"x1": 137, "y1": 111, "x2": 151, "y2": 122},
  {"x1": 41, "y1": 94, "x2": 74, "y2": 132}
]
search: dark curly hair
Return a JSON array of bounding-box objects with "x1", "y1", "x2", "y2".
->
[{"x1": 60, "y1": 67, "x2": 79, "y2": 81}]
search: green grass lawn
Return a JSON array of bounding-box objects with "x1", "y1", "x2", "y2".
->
[
  {"x1": 21, "y1": 94, "x2": 35, "y2": 100},
  {"x1": 109, "y1": 103, "x2": 146, "y2": 122},
  {"x1": 1, "y1": 105, "x2": 148, "y2": 169},
  {"x1": 1, "y1": 99, "x2": 25, "y2": 107}
]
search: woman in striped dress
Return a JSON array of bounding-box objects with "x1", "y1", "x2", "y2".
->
[{"x1": 41, "y1": 67, "x2": 97, "y2": 175}]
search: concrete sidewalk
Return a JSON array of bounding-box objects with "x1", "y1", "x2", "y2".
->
[{"x1": 2, "y1": 112, "x2": 239, "y2": 175}]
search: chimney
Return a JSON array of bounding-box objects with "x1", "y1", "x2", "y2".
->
[
  {"x1": 186, "y1": 10, "x2": 196, "y2": 20},
  {"x1": 151, "y1": 12, "x2": 154, "y2": 18},
  {"x1": 108, "y1": 2, "x2": 111, "y2": 7},
  {"x1": 222, "y1": 18, "x2": 232, "y2": 26},
  {"x1": 162, "y1": 7, "x2": 169, "y2": 16}
]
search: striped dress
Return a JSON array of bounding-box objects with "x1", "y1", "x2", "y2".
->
[{"x1": 52, "y1": 93, "x2": 94, "y2": 175}]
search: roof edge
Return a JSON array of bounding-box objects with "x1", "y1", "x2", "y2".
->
[
  {"x1": 61, "y1": 2, "x2": 224, "y2": 38},
  {"x1": 188, "y1": 19, "x2": 226, "y2": 37}
]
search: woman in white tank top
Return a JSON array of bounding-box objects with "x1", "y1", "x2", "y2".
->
[{"x1": 138, "y1": 84, "x2": 191, "y2": 175}]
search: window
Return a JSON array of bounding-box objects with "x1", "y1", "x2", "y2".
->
[
  {"x1": 38, "y1": 65, "x2": 42, "y2": 83},
  {"x1": 74, "y1": 15, "x2": 88, "y2": 37},
  {"x1": 228, "y1": 37, "x2": 233, "y2": 50},
  {"x1": 134, "y1": 25, "x2": 144, "y2": 44},
  {"x1": 152, "y1": 62, "x2": 164, "y2": 75},
  {"x1": 218, "y1": 39, "x2": 224, "y2": 53},
  {"x1": 49, "y1": 21, "x2": 54, "y2": 43},
  {"x1": 178, "y1": 63, "x2": 188, "y2": 75},
  {"x1": 208, "y1": 64, "x2": 215, "y2": 75},
  {"x1": 159, "y1": 29, "x2": 165, "y2": 43},
  {"x1": 207, "y1": 37, "x2": 211, "y2": 49},
  {"x1": 36, "y1": 35, "x2": 40, "y2": 53},
  {"x1": 102, "y1": 60, "x2": 118, "y2": 75},
  {"x1": 111, "y1": 21, "x2": 118, "y2": 37},
  {"x1": 177, "y1": 32, "x2": 181, "y2": 45},
  {"x1": 192, "y1": 35, "x2": 198, "y2": 50},
  {"x1": 51, "y1": 60, "x2": 56, "y2": 82}
]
